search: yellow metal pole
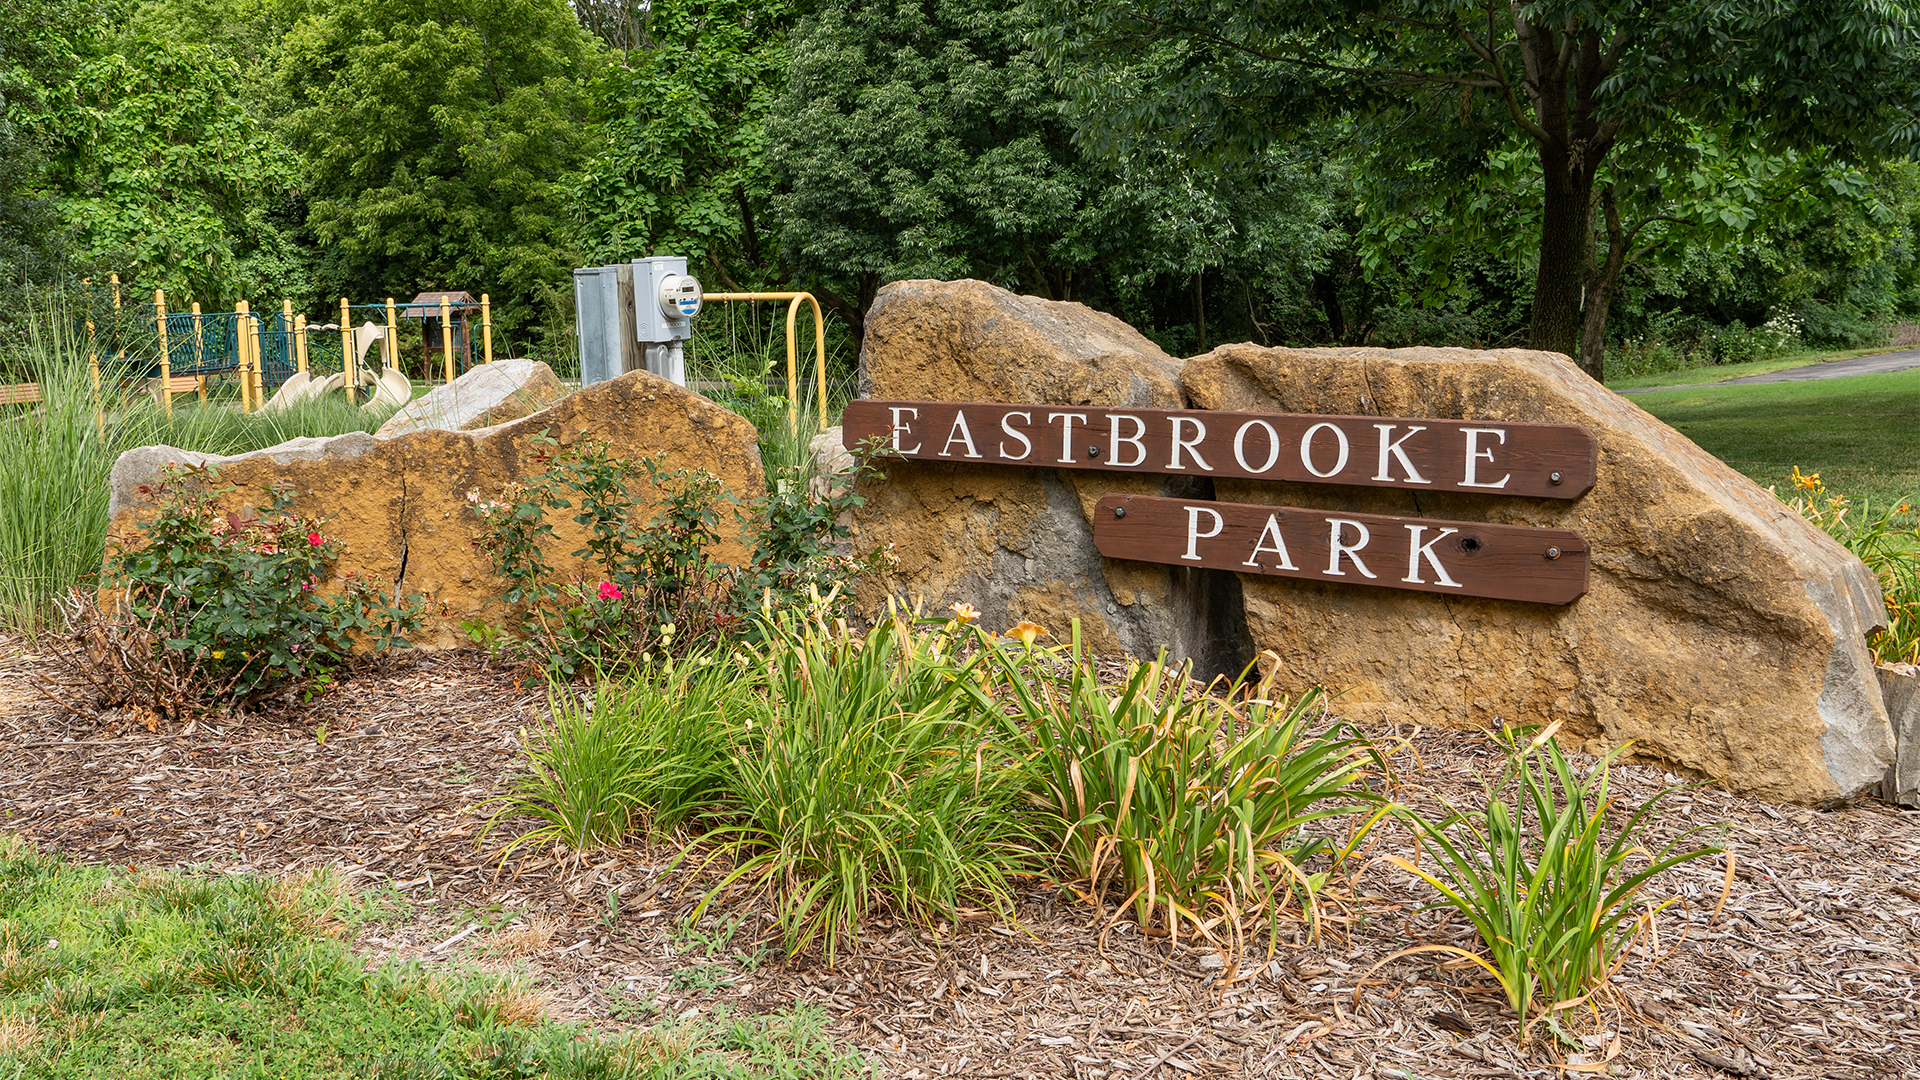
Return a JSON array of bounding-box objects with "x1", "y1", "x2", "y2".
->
[
  {"x1": 191, "y1": 303, "x2": 207, "y2": 402},
  {"x1": 295, "y1": 314, "x2": 308, "y2": 373},
  {"x1": 384, "y1": 297, "x2": 397, "y2": 373},
  {"x1": 705, "y1": 292, "x2": 831, "y2": 435},
  {"x1": 235, "y1": 299, "x2": 252, "y2": 412},
  {"x1": 339, "y1": 297, "x2": 355, "y2": 404},
  {"x1": 481, "y1": 294, "x2": 493, "y2": 363},
  {"x1": 110, "y1": 274, "x2": 123, "y2": 361},
  {"x1": 439, "y1": 295, "x2": 454, "y2": 383},
  {"x1": 154, "y1": 289, "x2": 172, "y2": 415}
]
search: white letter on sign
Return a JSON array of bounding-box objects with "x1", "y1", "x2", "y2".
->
[
  {"x1": 999, "y1": 411, "x2": 1033, "y2": 460},
  {"x1": 1460, "y1": 428, "x2": 1512, "y2": 488},
  {"x1": 1183, "y1": 505, "x2": 1224, "y2": 561},
  {"x1": 1168, "y1": 416, "x2": 1214, "y2": 471},
  {"x1": 1233, "y1": 420, "x2": 1281, "y2": 474},
  {"x1": 1243, "y1": 513, "x2": 1298, "y2": 570},
  {"x1": 1372, "y1": 424, "x2": 1431, "y2": 483},
  {"x1": 1403, "y1": 526, "x2": 1463, "y2": 587},
  {"x1": 939, "y1": 411, "x2": 982, "y2": 458},
  {"x1": 1109, "y1": 414, "x2": 1147, "y2": 467},
  {"x1": 1325, "y1": 518, "x2": 1377, "y2": 578},
  {"x1": 889, "y1": 407, "x2": 921, "y2": 453},
  {"x1": 1047, "y1": 412, "x2": 1088, "y2": 463},
  {"x1": 1300, "y1": 422, "x2": 1350, "y2": 478}
]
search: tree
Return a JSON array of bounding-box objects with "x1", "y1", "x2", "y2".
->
[
  {"x1": 278, "y1": 0, "x2": 600, "y2": 350},
  {"x1": 1033, "y1": 0, "x2": 1920, "y2": 378},
  {"x1": 766, "y1": 0, "x2": 1161, "y2": 337},
  {"x1": 31, "y1": 28, "x2": 297, "y2": 305},
  {"x1": 564, "y1": 1, "x2": 795, "y2": 290}
]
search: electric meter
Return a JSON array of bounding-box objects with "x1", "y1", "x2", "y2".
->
[{"x1": 659, "y1": 274, "x2": 703, "y2": 321}]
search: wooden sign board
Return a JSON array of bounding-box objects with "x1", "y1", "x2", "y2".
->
[
  {"x1": 1092, "y1": 494, "x2": 1590, "y2": 605},
  {"x1": 844, "y1": 399, "x2": 1597, "y2": 499}
]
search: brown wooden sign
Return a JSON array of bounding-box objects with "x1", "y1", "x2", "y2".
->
[
  {"x1": 844, "y1": 399, "x2": 1597, "y2": 499},
  {"x1": 1092, "y1": 494, "x2": 1590, "y2": 605}
]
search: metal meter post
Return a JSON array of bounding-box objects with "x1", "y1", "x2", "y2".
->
[
  {"x1": 572, "y1": 264, "x2": 641, "y2": 386},
  {"x1": 632, "y1": 256, "x2": 701, "y2": 386}
]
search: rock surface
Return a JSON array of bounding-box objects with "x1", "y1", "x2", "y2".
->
[
  {"x1": 108, "y1": 371, "x2": 764, "y2": 648},
  {"x1": 1182, "y1": 343, "x2": 1893, "y2": 804},
  {"x1": 375, "y1": 358, "x2": 566, "y2": 437},
  {"x1": 1880, "y1": 664, "x2": 1919, "y2": 808},
  {"x1": 848, "y1": 279, "x2": 1250, "y2": 672}
]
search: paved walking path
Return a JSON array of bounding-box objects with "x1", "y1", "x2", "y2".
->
[{"x1": 1619, "y1": 347, "x2": 1920, "y2": 393}]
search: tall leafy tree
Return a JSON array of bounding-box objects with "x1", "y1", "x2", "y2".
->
[
  {"x1": 279, "y1": 0, "x2": 600, "y2": 349},
  {"x1": 767, "y1": 0, "x2": 1163, "y2": 337},
  {"x1": 564, "y1": 0, "x2": 795, "y2": 290},
  {"x1": 1034, "y1": 0, "x2": 1920, "y2": 377}
]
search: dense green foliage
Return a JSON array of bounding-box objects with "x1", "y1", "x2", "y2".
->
[
  {"x1": 2, "y1": 0, "x2": 1917, "y2": 372},
  {"x1": 1030, "y1": 0, "x2": 1920, "y2": 373}
]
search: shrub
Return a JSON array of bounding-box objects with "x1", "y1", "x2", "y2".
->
[
  {"x1": 698, "y1": 609, "x2": 1035, "y2": 962},
  {"x1": 987, "y1": 624, "x2": 1390, "y2": 950},
  {"x1": 40, "y1": 465, "x2": 420, "y2": 719},
  {"x1": 1380, "y1": 723, "x2": 1722, "y2": 1041},
  {"x1": 479, "y1": 651, "x2": 757, "y2": 857},
  {"x1": 468, "y1": 433, "x2": 883, "y2": 678},
  {"x1": 1781, "y1": 467, "x2": 1920, "y2": 664}
]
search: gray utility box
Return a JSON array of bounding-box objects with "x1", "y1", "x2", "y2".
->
[
  {"x1": 633, "y1": 255, "x2": 698, "y2": 387},
  {"x1": 572, "y1": 263, "x2": 640, "y2": 387}
]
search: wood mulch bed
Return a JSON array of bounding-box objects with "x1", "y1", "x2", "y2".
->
[{"x1": 2, "y1": 642, "x2": 1917, "y2": 1079}]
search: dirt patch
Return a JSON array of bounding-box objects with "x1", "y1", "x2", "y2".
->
[{"x1": 2, "y1": 643, "x2": 1918, "y2": 1079}]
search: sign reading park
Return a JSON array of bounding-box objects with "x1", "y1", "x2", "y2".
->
[
  {"x1": 842, "y1": 399, "x2": 1597, "y2": 605},
  {"x1": 842, "y1": 400, "x2": 1597, "y2": 498},
  {"x1": 1092, "y1": 494, "x2": 1589, "y2": 605}
]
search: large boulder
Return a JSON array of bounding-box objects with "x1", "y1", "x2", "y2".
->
[
  {"x1": 1183, "y1": 344, "x2": 1893, "y2": 804},
  {"x1": 108, "y1": 371, "x2": 764, "y2": 648},
  {"x1": 848, "y1": 279, "x2": 1250, "y2": 670},
  {"x1": 1880, "y1": 664, "x2": 1919, "y2": 808},
  {"x1": 376, "y1": 358, "x2": 566, "y2": 437}
]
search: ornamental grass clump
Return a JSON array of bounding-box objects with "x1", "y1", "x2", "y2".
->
[
  {"x1": 1380, "y1": 723, "x2": 1724, "y2": 1041},
  {"x1": 480, "y1": 650, "x2": 757, "y2": 857},
  {"x1": 698, "y1": 608, "x2": 1035, "y2": 963},
  {"x1": 986, "y1": 624, "x2": 1391, "y2": 950}
]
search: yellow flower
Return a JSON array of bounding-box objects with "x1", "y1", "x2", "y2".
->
[
  {"x1": 210, "y1": 650, "x2": 225, "y2": 660},
  {"x1": 1898, "y1": 503, "x2": 1912, "y2": 515},
  {"x1": 1791, "y1": 466, "x2": 1822, "y2": 492},
  {"x1": 949, "y1": 602, "x2": 979, "y2": 624},
  {"x1": 1006, "y1": 620, "x2": 1048, "y2": 648}
]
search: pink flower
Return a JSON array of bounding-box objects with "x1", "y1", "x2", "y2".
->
[
  {"x1": 308, "y1": 531, "x2": 323, "y2": 547},
  {"x1": 597, "y1": 582, "x2": 624, "y2": 601}
]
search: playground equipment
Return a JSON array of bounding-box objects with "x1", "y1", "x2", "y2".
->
[
  {"x1": 258, "y1": 320, "x2": 412, "y2": 412},
  {"x1": 132, "y1": 289, "x2": 492, "y2": 413}
]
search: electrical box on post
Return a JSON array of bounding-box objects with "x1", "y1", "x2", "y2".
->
[
  {"x1": 632, "y1": 256, "x2": 700, "y2": 386},
  {"x1": 572, "y1": 264, "x2": 640, "y2": 386}
]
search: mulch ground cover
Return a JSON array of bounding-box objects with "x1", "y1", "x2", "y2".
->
[{"x1": 3, "y1": 643, "x2": 1918, "y2": 1079}]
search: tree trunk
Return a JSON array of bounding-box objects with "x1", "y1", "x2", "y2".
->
[
  {"x1": 1578, "y1": 185, "x2": 1629, "y2": 382},
  {"x1": 1529, "y1": 164, "x2": 1592, "y2": 360},
  {"x1": 1513, "y1": 19, "x2": 1614, "y2": 365}
]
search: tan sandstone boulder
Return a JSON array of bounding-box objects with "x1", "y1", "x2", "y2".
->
[
  {"x1": 1880, "y1": 664, "x2": 1919, "y2": 808},
  {"x1": 849, "y1": 279, "x2": 1249, "y2": 669},
  {"x1": 1183, "y1": 344, "x2": 1893, "y2": 804},
  {"x1": 108, "y1": 370, "x2": 764, "y2": 648},
  {"x1": 376, "y1": 358, "x2": 566, "y2": 437}
]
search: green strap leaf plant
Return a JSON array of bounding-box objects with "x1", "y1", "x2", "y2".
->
[{"x1": 1376, "y1": 721, "x2": 1726, "y2": 1042}]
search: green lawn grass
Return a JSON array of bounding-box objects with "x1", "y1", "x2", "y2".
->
[
  {"x1": 1606, "y1": 345, "x2": 1907, "y2": 391},
  {"x1": 0, "y1": 837, "x2": 867, "y2": 1079},
  {"x1": 1630, "y1": 368, "x2": 1920, "y2": 512}
]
